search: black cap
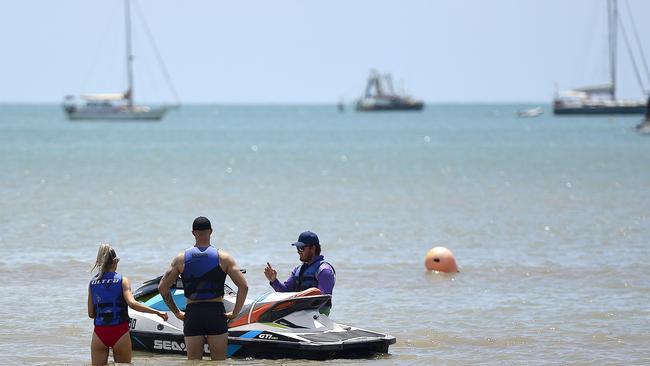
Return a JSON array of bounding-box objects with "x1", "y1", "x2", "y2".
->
[
  {"x1": 192, "y1": 216, "x2": 212, "y2": 231},
  {"x1": 291, "y1": 231, "x2": 319, "y2": 248}
]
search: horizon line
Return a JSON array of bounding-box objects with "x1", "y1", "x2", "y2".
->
[{"x1": 0, "y1": 100, "x2": 552, "y2": 106}]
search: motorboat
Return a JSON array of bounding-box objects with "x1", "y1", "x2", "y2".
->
[
  {"x1": 356, "y1": 70, "x2": 424, "y2": 112},
  {"x1": 128, "y1": 276, "x2": 396, "y2": 360},
  {"x1": 516, "y1": 107, "x2": 543, "y2": 118}
]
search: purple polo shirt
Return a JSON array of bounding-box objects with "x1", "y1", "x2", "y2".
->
[{"x1": 270, "y1": 255, "x2": 335, "y2": 295}]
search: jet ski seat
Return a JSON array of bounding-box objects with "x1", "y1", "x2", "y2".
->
[{"x1": 228, "y1": 288, "x2": 329, "y2": 327}]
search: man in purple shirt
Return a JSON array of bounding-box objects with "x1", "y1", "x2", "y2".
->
[{"x1": 264, "y1": 231, "x2": 336, "y2": 315}]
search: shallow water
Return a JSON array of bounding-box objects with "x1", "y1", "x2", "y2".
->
[{"x1": 0, "y1": 104, "x2": 649, "y2": 365}]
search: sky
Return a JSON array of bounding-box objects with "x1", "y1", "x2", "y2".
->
[{"x1": 1, "y1": 0, "x2": 649, "y2": 104}]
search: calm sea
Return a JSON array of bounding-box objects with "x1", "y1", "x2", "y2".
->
[{"x1": 0, "y1": 104, "x2": 648, "y2": 365}]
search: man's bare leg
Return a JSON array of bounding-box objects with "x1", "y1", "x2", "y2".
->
[
  {"x1": 185, "y1": 335, "x2": 205, "y2": 360},
  {"x1": 207, "y1": 333, "x2": 228, "y2": 360}
]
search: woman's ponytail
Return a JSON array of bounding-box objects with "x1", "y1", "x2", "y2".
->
[{"x1": 91, "y1": 243, "x2": 114, "y2": 279}]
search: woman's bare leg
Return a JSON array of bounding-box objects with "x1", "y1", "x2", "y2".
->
[
  {"x1": 91, "y1": 332, "x2": 109, "y2": 366},
  {"x1": 111, "y1": 331, "x2": 132, "y2": 364}
]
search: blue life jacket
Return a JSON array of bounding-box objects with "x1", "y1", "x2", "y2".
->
[
  {"x1": 89, "y1": 272, "x2": 129, "y2": 326},
  {"x1": 181, "y1": 246, "x2": 226, "y2": 300},
  {"x1": 291, "y1": 255, "x2": 335, "y2": 290}
]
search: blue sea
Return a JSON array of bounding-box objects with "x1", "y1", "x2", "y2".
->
[{"x1": 0, "y1": 104, "x2": 648, "y2": 365}]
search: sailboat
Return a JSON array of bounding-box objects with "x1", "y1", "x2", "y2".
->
[
  {"x1": 553, "y1": 0, "x2": 649, "y2": 115},
  {"x1": 63, "y1": 0, "x2": 174, "y2": 121}
]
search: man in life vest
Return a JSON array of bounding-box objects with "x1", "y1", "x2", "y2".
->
[
  {"x1": 264, "y1": 231, "x2": 336, "y2": 315},
  {"x1": 159, "y1": 216, "x2": 248, "y2": 360}
]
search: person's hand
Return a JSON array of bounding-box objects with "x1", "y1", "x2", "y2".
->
[
  {"x1": 174, "y1": 310, "x2": 185, "y2": 321},
  {"x1": 225, "y1": 311, "x2": 239, "y2": 320},
  {"x1": 264, "y1": 262, "x2": 277, "y2": 282},
  {"x1": 157, "y1": 311, "x2": 169, "y2": 321}
]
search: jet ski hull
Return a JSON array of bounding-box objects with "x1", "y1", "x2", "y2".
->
[{"x1": 130, "y1": 326, "x2": 394, "y2": 359}]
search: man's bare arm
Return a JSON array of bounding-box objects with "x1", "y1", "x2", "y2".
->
[
  {"x1": 158, "y1": 253, "x2": 183, "y2": 317},
  {"x1": 221, "y1": 251, "x2": 248, "y2": 319}
]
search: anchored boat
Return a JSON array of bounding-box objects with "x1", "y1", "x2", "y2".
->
[
  {"x1": 356, "y1": 70, "x2": 424, "y2": 111},
  {"x1": 553, "y1": 0, "x2": 649, "y2": 115},
  {"x1": 63, "y1": 0, "x2": 178, "y2": 121}
]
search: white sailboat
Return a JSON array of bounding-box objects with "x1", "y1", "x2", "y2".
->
[
  {"x1": 63, "y1": 0, "x2": 174, "y2": 121},
  {"x1": 553, "y1": 0, "x2": 649, "y2": 115}
]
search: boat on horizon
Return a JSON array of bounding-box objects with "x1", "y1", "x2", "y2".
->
[
  {"x1": 356, "y1": 70, "x2": 424, "y2": 112},
  {"x1": 517, "y1": 107, "x2": 543, "y2": 118},
  {"x1": 553, "y1": 0, "x2": 649, "y2": 115},
  {"x1": 63, "y1": 0, "x2": 177, "y2": 121}
]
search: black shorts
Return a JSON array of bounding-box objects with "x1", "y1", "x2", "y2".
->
[{"x1": 184, "y1": 302, "x2": 228, "y2": 337}]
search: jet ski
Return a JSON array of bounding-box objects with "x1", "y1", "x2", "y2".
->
[{"x1": 128, "y1": 276, "x2": 396, "y2": 360}]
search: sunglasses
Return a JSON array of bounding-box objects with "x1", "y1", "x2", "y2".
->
[{"x1": 296, "y1": 245, "x2": 312, "y2": 253}]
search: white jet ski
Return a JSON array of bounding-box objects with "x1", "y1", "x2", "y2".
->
[{"x1": 128, "y1": 276, "x2": 396, "y2": 359}]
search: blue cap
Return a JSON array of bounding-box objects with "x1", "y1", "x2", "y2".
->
[{"x1": 291, "y1": 231, "x2": 319, "y2": 248}]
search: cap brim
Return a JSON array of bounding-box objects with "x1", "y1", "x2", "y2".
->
[{"x1": 291, "y1": 241, "x2": 308, "y2": 248}]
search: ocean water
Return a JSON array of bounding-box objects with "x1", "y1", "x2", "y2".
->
[{"x1": 0, "y1": 104, "x2": 649, "y2": 365}]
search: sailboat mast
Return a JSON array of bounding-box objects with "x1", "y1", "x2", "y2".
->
[
  {"x1": 608, "y1": 0, "x2": 618, "y2": 100},
  {"x1": 125, "y1": 0, "x2": 134, "y2": 107}
]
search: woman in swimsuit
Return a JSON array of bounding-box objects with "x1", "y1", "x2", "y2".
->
[{"x1": 88, "y1": 243, "x2": 168, "y2": 365}]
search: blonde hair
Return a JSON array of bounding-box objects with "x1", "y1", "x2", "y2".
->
[{"x1": 91, "y1": 243, "x2": 117, "y2": 279}]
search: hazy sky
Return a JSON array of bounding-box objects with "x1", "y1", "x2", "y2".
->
[{"x1": 1, "y1": 0, "x2": 649, "y2": 103}]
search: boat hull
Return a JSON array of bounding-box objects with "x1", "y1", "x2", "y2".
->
[
  {"x1": 356, "y1": 102, "x2": 424, "y2": 112},
  {"x1": 64, "y1": 106, "x2": 168, "y2": 121},
  {"x1": 130, "y1": 327, "x2": 395, "y2": 360},
  {"x1": 553, "y1": 104, "x2": 646, "y2": 115},
  {"x1": 129, "y1": 306, "x2": 396, "y2": 360}
]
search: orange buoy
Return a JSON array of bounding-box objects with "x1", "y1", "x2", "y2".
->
[{"x1": 424, "y1": 246, "x2": 458, "y2": 273}]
